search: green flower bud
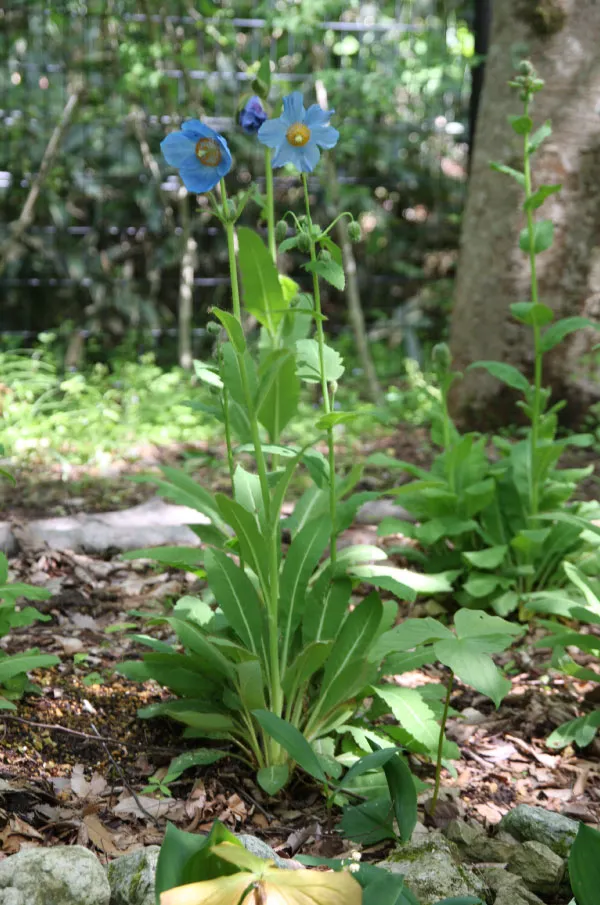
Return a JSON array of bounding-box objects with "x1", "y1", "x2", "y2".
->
[
  {"x1": 225, "y1": 199, "x2": 237, "y2": 220},
  {"x1": 319, "y1": 248, "x2": 332, "y2": 263},
  {"x1": 206, "y1": 321, "x2": 222, "y2": 336},
  {"x1": 432, "y1": 342, "x2": 452, "y2": 373},
  {"x1": 297, "y1": 232, "x2": 311, "y2": 254},
  {"x1": 275, "y1": 220, "x2": 288, "y2": 243},
  {"x1": 348, "y1": 220, "x2": 362, "y2": 243},
  {"x1": 310, "y1": 224, "x2": 322, "y2": 238},
  {"x1": 518, "y1": 59, "x2": 535, "y2": 76}
]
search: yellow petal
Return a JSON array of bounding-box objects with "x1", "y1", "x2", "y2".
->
[{"x1": 160, "y1": 872, "x2": 253, "y2": 905}]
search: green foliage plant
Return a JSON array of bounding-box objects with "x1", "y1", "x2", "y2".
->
[
  {"x1": 0, "y1": 551, "x2": 59, "y2": 708},
  {"x1": 154, "y1": 819, "x2": 484, "y2": 905},
  {"x1": 526, "y1": 559, "x2": 600, "y2": 750},
  {"x1": 377, "y1": 61, "x2": 600, "y2": 617},
  {"x1": 119, "y1": 66, "x2": 456, "y2": 798},
  {"x1": 569, "y1": 821, "x2": 600, "y2": 905}
]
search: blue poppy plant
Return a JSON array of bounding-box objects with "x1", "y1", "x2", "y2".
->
[
  {"x1": 239, "y1": 96, "x2": 267, "y2": 134},
  {"x1": 160, "y1": 121, "x2": 232, "y2": 194},
  {"x1": 257, "y1": 91, "x2": 339, "y2": 173}
]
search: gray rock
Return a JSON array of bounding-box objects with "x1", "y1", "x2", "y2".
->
[
  {"x1": 446, "y1": 820, "x2": 519, "y2": 864},
  {"x1": 508, "y1": 840, "x2": 565, "y2": 895},
  {"x1": 381, "y1": 833, "x2": 488, "y2": 905},
  {"x1": 0, "y1": 845, "x2": 110, "y2": 905},
  {"x1": 481, "y1": 867, "x2": 545, "y2": 905},
  {"x1": 238, "y1": 834, "x2": 292, "y2": 869},
  {"x1": 499, "y1": 804, "x2": 578, "y2": 856},
  {"x1": 108, "y1": 846, "x2": 160, "y2": 905}
]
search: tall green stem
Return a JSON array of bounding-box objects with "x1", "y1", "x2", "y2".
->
[
  {"x1": 522, "y1": 102, "x2": 543, "y2": 516},
  {"x1": 301, "y1": 173, "x2": 338, "y2": 568},
  {"x1": 430, "y1": 670, "x2": 453, "y2": 816},
  {"x1": 220, "y1": 180, "x2": 283, "y2": 750},
  {"x1": 265, "y1": 148, "x2": 277, "y2": 265}
]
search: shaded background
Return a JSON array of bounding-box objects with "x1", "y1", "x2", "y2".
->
[{"x1": 0, "y1": 0, "x2": 474, "y2": 365}]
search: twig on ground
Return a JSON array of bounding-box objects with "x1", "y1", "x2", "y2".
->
[{"x1": 89, "y1": 721, "x2": 161, "y2": 827}]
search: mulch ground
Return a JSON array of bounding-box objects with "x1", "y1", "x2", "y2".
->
[{"x1": 0, "y1": 431, "x2": 598, "y2": 869}]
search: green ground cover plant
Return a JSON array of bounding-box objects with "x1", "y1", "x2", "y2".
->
[{"x1": 378, "y1": 62, "x2": 600, "y2": 617}]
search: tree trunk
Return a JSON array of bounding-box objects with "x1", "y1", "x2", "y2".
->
[{"x1": 449, "y1": 0, "x2": 600, "y2": 429}]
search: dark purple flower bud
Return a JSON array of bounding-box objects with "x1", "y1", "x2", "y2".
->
[{"x1": 239, "y1": 96, "x2": 267, "y2": 135}]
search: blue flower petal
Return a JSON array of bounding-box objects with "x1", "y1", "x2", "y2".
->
[
  {"x1": 281, "y1": 91, "x2": 305, "y2": 125},
  {"x1": 300, "y1": 143, "x2": 320, "y2": 172},
  {"x1": 257, "y1": 118, "x2": 287, "y2": 149},
  {"x1": 215, "y1": 134, "x2": 233, "y2": 169},
  {"x1": 178, "y1": 159, "x2": 222, "y2": 193},
  {"x1": 271, "y1": 143, "x2": 304, "y2": 170},
  {"x1": 310, "y1": 124, "x2": 339, "y2": 150},
  {"x1": 305, "y1": 104, "x2": 334, "y2": 127},
  {"x1": 160, "y1": 132, "x2": 196, "y2": 167},
  {"x1": 181, "y1": 119, "x2": 217, "y2": 141}
]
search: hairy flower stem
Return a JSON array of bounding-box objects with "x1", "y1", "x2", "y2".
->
[
  {"x1": 265, "y1": 148, "x2": 277, "y2": 265},
  {"x1": 431, "y1": 670, "x2": 454, "y2": 816},
  {"x1": 302, "y1": 173, "x2": 338, "y2": 568},
  {"x1": 522, "y1": 100, "x2": 543, "y2": 517},
  {"x1": 220, "y1": 181, "x2": 283, "y2": 759}
]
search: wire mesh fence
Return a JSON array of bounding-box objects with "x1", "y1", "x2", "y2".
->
[{"x1": 0, "y1": 0, "x2": 471, "y2": 358}]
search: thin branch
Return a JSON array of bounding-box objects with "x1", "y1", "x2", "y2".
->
[{"x1": 0, "y1": 88, "x2": 82, "y2": 273}]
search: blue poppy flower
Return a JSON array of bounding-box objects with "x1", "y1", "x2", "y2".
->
[
  {"x1": 239, "y1": 96, "x2": 267, "y2": 134},
  {"x1": 257, "y1": 91, "x2": 339, "y2": 173},
  {"x1": 160, "y1": 120, "x2": 232, "y2": 194}
]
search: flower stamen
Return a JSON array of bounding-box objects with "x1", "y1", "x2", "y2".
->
[
  {"x1": 195, "y1": 137, "x2": 222, "y2": 167},
  {"x1": 286, "y1": 122, "x2": 311, "y2": 147}
]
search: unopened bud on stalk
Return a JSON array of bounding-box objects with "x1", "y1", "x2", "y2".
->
[
  {"x1": 275, "y1": 220, "x2": 288, "y2": 243},
  {"x1": 319, "y1": 248, "x2": 332, "y2": 263},
  {"x1": 206, "y1": 321, "x2": 222, "y2": 336},
  {"x1": 432, "y1": 342, "x2": 452, "y2": 372},
  {"x1": 348, "y1": 220, "x2": 362, "y2": 243},
  {"x1": 297, "y1": 232, "x2": 311, "y2": 254}
]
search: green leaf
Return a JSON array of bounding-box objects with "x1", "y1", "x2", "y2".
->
[
  {"x1": 383, "y1": 753, "x2": 417, "y2": 843},
  {"x1": 319, "y1": 593, "x2": 383, "y2": 711},
  {"x1": 469, "y1": 360, "x2": 530, "y2": 393},
  {"x1": 454, "y1": 609, "x2": 522, "y2": 639},
  {"x1": 350, "y1": 564, "x2": 451, "y2": 598},
  {"x1": 546, "y1": 711, "x2": 600, "y2": 749},
  {"x1": 303, "y1": 575, "x2": 353, "y2": 644},
  {"x1": 523, "y1": 183, "x2": 561, "y2": 211},
  {"x1": 540, "y1": 316, "x2": 598, "y2": 353},
  {"x1": 282, "y1": 641, "x2": 333, "y2": 696},
  {"x1": 203, "y1": 549, "x2": 264, "y2": 656},
  {"x1": 569, "y1": 822, "x2": 600, "y2": 905},
  {"x1": 433, "y1": 639, "x2": 511, "y2": 707},
  {"x1": 0, "y1": 651, "x2": 60, "y2": 684},
  {"x1": 340, "y1": 797, "x2": 396, "y2": 844},
  {"x1": 519, "y1": 219, "x2": 554, "y2": 254},
  {"x1": 462, "y1": 546, "x2": 507, "y2": 570},
  {"x1": 233, "y1": 464, "x2": 266, "y2": 527},
  {"x1": 463, "y1": 573, "x2": 502, "y2": 598},
  {"x1": 168, "y1": 619, "x2": 236, "y2": 681},
  {"x1": 374, "y1": 686, "x2": 441, "y2": 754},
  {"x1": 215, "y1": 494, "x2": 270, "y2": 594},
  {"x1": 304, "y1": 258, "x2": 346, "y2": 291},
  {"x1": 256, "y1": 349, "x2": 300, "y2": 441},
  {"x1": 154, "y1": 466, "x2": 227, "y2": 530},
  {"x1": 370, "y1": 618, "x2": 453, "y2": 662},
  {"x1": 155, "y1": 820, "x2": 241, "y2": 902},
  {"x1": 280, "y1": 516, "x2": 332, "y2": 667},
  {"x1": 528, "y1": 120, "x2": 552, "y2": 154},
  {"x1": 510, "y1": 302, "x2": 554, "y2": 326},
  {"x1": 210, "y1": 308, "x2": 246, "y2": 353},
  {"x1": 237, "y1": 227, "x2": 286, "y2": 334},
  {"x1": 220, "y1": 343, "x2": 257, "y2": 409},
  {"x1": 257, "y1": 764, "x2": 289, "y2": 795},
  {"x1": 252, "y1": 710, "x2": 327, "y2": 782},
  {"x1": 508, "y1": 114, "x2": 532, "y2": 135},
  {"x1": 490, "y1": 162, "x2": 525, "y2": 187},
  {"x1": 296, "y1": 338, "x2": 345, "y2": 384},
  {"x1": 163, "y1": 749, "x2": 228, "y2": 784},
  {"x1": 339, "y1": 747, "x2": 402, "y2": 788},
  {"x1": 316, "y1": 410, "x2": 366, "y2": 430}
]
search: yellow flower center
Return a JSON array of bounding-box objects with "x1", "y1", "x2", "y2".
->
[
  {"x1": 195, "y1": 137, "x2": 222, "y2": 167},
  {"x1": 286, "y1": 122, "x2": 311, "y2": 147}
]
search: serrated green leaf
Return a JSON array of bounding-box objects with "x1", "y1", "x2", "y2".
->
[
  {"x1": 296, "y1": 338, "x2": 345, "y2": 384},
  {"x1": 523, "y1": 183, "x2": 561, "y2": 211},
  {"x1": 304, "y1": 257, "x2": 346, "y2": 290},
  {"x1": 509, "y1": 114, "x2": 532, "y2": 135},
  {"x1": 528, "y1": 120, "x2": 552, "y2": 154},
  {"x1": 540, "y1": 316, "x2": 598, "y2": 353}
]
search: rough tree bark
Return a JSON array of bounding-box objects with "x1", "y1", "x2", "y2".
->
[{"x1": 449, "y1": 0, "x2": 600, "y2": 429}]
